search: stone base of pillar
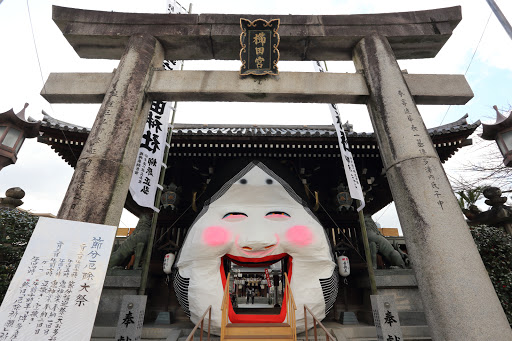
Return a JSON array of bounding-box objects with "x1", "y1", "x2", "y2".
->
[
  {"x1": 354, "y1": 269, "x2": 427, "y2": 326},
  {"x1": 94, "y1": 270, "x2": 142, "y2": 326}
]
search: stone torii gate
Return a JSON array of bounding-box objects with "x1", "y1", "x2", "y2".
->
[{"x1": 42, "y1": 5, "x2": 512, "y2": 340}]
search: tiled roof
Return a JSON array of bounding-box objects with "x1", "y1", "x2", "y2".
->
[
  {"x1": 428, "y1": 114, "x2": 480, "y2": 136},
  {"x1": 41, "y1": 111, "x2": 90, "y2": 133},
  {"x1": 41, "y1": 112, "x2": 479, "y2": 138}
]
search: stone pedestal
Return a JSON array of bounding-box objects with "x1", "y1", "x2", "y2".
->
[
  {"x1": 114, "y1": 295, "x2": 147, "y2": 341},
  {"x1": 355, "y1": 269, "x2": 426, "y2": 326},
  {"x1": 94, "y1": 270, "x2": 142, "y2": 326}
]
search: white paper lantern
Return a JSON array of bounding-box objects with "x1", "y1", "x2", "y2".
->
[
  {"x1": 337, "y1": 255, "x2": 350, "y2": 277},
  {"x1": 163, "y1": 253, "x2": 175, "y2": 274}
]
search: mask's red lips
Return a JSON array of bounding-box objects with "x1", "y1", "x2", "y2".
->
[
  {"x1": 220, "y1": 254, "x2": 293, "y2": 324},
  {"x1": 225, "y1": 253, "x2": 288, "y2": 267}
]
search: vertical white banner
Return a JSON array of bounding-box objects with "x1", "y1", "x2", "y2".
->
[
  {"x1": 313, "y1": 61, "x2": 365, "y2": 211},
  {"x1": 167, "y1": 0, "x2": 187, "y2": 14},
  {"x1": 128, "y1": 0, "x2": 187, "y2": 211},
  {"x1": 0, "y1": 217, "x2": 117, "y2": 341},
  {"x1": 129, "y1": 102, "x2": 171, "y2": 211}
]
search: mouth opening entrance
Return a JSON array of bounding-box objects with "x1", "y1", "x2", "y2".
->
[{"x1": 220, "y1": 254, "x2": 292, "y2": 323}]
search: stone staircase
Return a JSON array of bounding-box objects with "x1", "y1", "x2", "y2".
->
[
  {"x1": 90, "y1": 323, "x2": 432, "y2": 341},
  {"x1": 223, "y1": 322, "x2": 294, "y2": 340}
]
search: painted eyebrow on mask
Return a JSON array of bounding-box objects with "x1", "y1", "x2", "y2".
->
[
  {"x1": 265, "y1": 211, "x2": 291, "y2": 217},
  {"x1": 222, "y1": 212, "x2": 248, "y2": 219}
]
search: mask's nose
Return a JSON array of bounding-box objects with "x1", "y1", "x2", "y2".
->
[
  {"x1": 237, "y1": 228, "x2": 277, "y2": 252},
  {"x1": 239, "y1": 242, "x2": 277, "y2": 252}
]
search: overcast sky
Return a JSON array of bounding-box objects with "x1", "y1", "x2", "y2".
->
[{"x1": 0, "y1": 0, "x2": 511, "y2": 231}]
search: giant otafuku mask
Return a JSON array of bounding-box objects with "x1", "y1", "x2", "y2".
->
[{"x1": 174, "y1": 161, "x2": 337, "y2": 333}]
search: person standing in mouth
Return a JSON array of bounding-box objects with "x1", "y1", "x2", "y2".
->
[{"x1": 246, "y1": 287, "x2": 252, "y2": 304}]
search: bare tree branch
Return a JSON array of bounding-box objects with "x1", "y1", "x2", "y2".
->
[{"x1": 448, "y1": 125, "x2": 512, "y2": 193}]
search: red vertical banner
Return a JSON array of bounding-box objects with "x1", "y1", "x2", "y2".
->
[{"x1": 265, "y1": 269, "x2": 272, "y2": 287}]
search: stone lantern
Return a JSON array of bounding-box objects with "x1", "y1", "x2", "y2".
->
[
  {"x1": 462, "y1": 186, "x2": 512, "y2": 235},
  {"x1": 480, "y1": 105, "x2": 512, "y2": 167},
  {"x1": 0, "y1": 103, "x2": 40, "y2": 171},
  {"x1": 0, "y1": 187, "x2": 25, "y2": 210}
]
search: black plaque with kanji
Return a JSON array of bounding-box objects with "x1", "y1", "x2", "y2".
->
[{"x1": 240, "y1": 18, "x2": 280, "y2": 76}]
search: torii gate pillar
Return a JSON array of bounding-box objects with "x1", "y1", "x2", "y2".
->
[
  {"x1": 57, "y1": 34, "x2": 164, "y2": 226},
  {"x1": 353, "y1": 33, "x2": 512, "y2": 340}
]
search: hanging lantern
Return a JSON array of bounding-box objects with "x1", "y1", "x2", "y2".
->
[
  {"x1": 337, "y1": 255, "x2": 350, "y2": 277},
  {"x1": 161, "y1": 183, "x2": 179, "y2": 210},
  {"x1": 336, "y1": 184, "x2": 353, "y2": 211},
  {"x1": 481, "y1": 106, "x2": 512, "y2": 167},
  {"x1": 0, "y1": 104, "x2": 40, "y2": 171},
  {"x1": 163, "y1": 253, "x2": 175, "y2": 274}
]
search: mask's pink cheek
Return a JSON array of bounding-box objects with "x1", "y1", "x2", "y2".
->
[
  {"x1": 285, "y1": 225, "x2": 313, "y2": 246},
  {"x1": 202, "y1": 226, "x2": 231, "y2": 246}
]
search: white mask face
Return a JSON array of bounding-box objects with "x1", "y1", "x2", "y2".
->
[{"x1": 174, "y1": 162, "x2": 337, "y2": 333}]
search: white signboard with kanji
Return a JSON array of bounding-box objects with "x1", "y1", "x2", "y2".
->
[{"x1": 0, "y1": 217, "x2": 117, "y2": 341}]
